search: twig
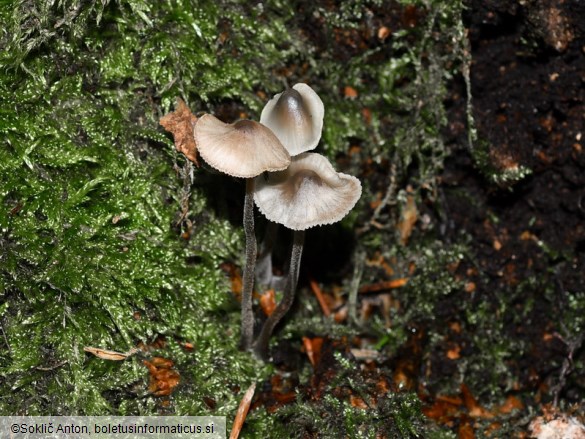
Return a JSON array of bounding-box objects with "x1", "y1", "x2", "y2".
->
[
  {"x1": 309, "y1": 279, "x2": 331, "y2": 317},
  {"x1": 348, "y1": 247, "x2": 365, "y2": 325},
  {"x1": 175, "y1": 160, "x2": 193, "y2": 226},
  {"x1": 36, "y1": 360, "x2": 68, "y2": 371},
  {"x1": 551, "y1": 330, "x2": 584, "y2": 407},
  {"x1": 83, "y1": 346, "x2": 140, "y2": 361},
  {"x1": 229, "y1": 382, "x2": 256, "y2": 439},
  {"x1": 0, "y1": 321, "x2": 10, "y2": 353},
  {"x1": 53, "y1": 3, "x2": 83, "y2": 29},
  {"x1": 359, "y1": 278, "x2": 409, "y2": 294},
  {"x1": 357, "y1": 163, "x2": 398, "y2": 236},
  {"x1": 550, "y1": 276, "x2": 584, "y2": 407}
]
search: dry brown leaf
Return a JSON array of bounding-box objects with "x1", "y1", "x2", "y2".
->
[
  {"x1": 160, "y1": 98, "x2": 199, "y2": 165},
  {"x1": 84, "y1": 346, "x2": 139, "y2": 361},
  {"x1": 143, "y1": 357, "x2": 180, "y2": 397}
]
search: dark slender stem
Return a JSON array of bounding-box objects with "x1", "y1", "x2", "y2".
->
[
  {"x1": 253, "y1": 230, "x2": 305, "y2": 360},
  {"x1": 240, "y1": 178, "x2": 257, "y2": 351}
]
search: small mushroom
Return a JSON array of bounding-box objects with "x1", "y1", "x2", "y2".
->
[
  {"x1": 195, "y1": 115, "x2": 291, "y2": 178},
  {"x1": 260, "y1": 83, "x2": 324, "y2": 156},
  {"x1": 252, "y1": 152, "x2": 361, "y2": 359},
  {"x1": 255, "y1": 84, "x2": 324, "y2": 291},
  {"x1": 194, "y1": 114, "x2": 291, "y2": 351},
  {"x1": 254, "y1": 153, "x2": 361, "y2": 230}
]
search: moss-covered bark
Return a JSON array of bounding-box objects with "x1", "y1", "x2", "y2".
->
[{"x1": 0, "y1": 0, "x2": 490, "y2": 436}]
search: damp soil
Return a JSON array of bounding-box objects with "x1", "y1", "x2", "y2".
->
[{"x1": 254, "y1": 0, "x2": 585, "y2": 436}]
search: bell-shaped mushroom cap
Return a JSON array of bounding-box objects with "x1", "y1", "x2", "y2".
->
[
  {"x1": 260, "y1": 83, "x2": 324, "y2": 156},
  {"x1": 254, "y1": 153, "x2": 361, "y2": 230},
  {"x1": 194, "y1": 114, "x2": 291, "y2": 178}
]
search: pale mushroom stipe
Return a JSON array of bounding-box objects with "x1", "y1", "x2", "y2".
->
[
  {"x1": 194, "y1": 114, "x2": 291, "y2": 351},
  {"x1": 252, "y1": 153, "x2": 362, "y2": 360}
]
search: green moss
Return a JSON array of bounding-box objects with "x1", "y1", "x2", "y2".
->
[
  {"x1": 273, "y1": 350, "x2": 426, "y2": 438},
  {"x1": 0, "y1": 0, "x2": 478, "y2": 435},
  {"x1": 1, "y1": 0, "x2": 274, "y2": 416},
  {"x1": 471, "y1": 140, "x2": 533, "y2": 187}
]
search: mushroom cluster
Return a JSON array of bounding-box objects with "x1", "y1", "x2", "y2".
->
[{"x1": 193, "y1": 84, "x2": 361, "y2": 359}]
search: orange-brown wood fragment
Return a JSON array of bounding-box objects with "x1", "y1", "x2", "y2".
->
[
  {"x1": 334, "y1": 306, "x2": 348, "y2": 323},
  {"x1": 359, "y1": 278, "x2": 408, "y2": 294},
  {"x1": 272, "y1": 392, "x2": 297, "y2": 404},
  {"x1": 447, "y1": 345, "x2": 461, "y2": 360},
  {"x1": 220, "y1": 262, "x2": 243, "y2": 299},
  {"x1": 496, "y1": 395, "x2": 523, "y2": 414},
  {"x1": 361, "y1": 107, "x2": 372, "y2": 125},
  {"x1": 302, "y1": 336, "x2": 324, "y2": 368},
  {"x1": 160, "y1": 98, "x2": 199, "y2": 165},
  {"x1": 422, "y1": 398, "x2": 460, "y2": 422},
  {"x1": 393, "y1": 360, "x2": 415, "y2": 391},
  {"x1": 350, "y1": 394, "x2": 368, "y2": 409},
  {"x1": 436, "y1": 395, "x2": 463, "y2": 406},
  {"x1": 137, "y1": 335, "x2": 167, "y2": 353},
  {"x1": 458, "y1": 421, "x2": 475, "y2": 439},
  {"x1": 344, "y1": 86, "x2": 359, "y2": 98},
  {"x1": 377, "y1": 26, "x2": 391, "y2": 40},
  {"x1": 309, "y1": 279, "x2": 331, "y2": 317},
  {"x1": 229, "y1": 382, "x2": 256, "y2": 439},
  {"x1": 182, "y1": 341, "x2": 195, "y2": 351},
  {"x1": 461, "y1": 383, "x2": 494, "y2": 418},
  {"x1": 259, "y1": 289, "x2": 276, "y2": 316}
]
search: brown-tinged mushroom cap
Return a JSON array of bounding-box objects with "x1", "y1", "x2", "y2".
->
[
  {"x1": 260, "y1": 83, "x2": 324, "y2": 156},
  {"x1": 194, "y1": 114, "x2": 291, "y2": 178},
  {"x1": 254, "y1": 153, "x2": 361, "y2": 230}
]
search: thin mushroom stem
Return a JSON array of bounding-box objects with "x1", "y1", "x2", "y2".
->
[
  {"x1": 240, "y1": 178, "x2": 257, "y2": 351},
  {"x1": 253, "y1": 230, "x2": 305, "y2": 360},
  {"x1": 255, "y1": 221, "x2": 278, "y2": 289},
  {"x1": 255, "y1": 221, "x2": 286, "y2": 290}
]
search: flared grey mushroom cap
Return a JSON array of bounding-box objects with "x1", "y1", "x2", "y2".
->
[
  {"x1": 254, "y1": 153, "x2": 362, "y2": 230},
  {"x1": 260, "y1": 83, "x2": 324, "y2": 156},
  {"x1": 194, "y1": 114, "x2": 291, "y2": 178}
]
